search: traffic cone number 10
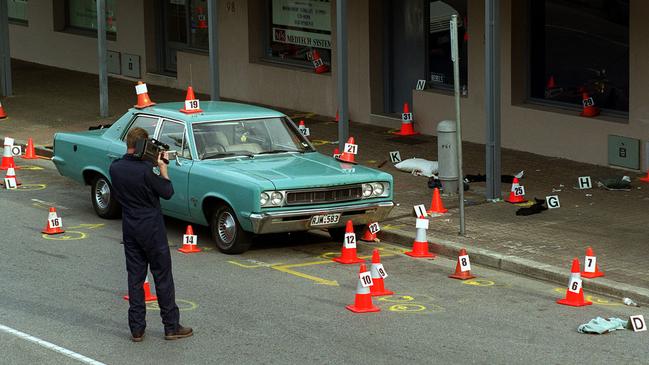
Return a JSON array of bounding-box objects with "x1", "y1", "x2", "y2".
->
[{"x1": 359, "y1": 271, "x2": 373, "y2": 287}]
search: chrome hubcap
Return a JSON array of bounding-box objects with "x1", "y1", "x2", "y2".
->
[
  {"x1": 94, "y1": 179, "x2": 110, "y2": 210},
  {"x1": 218, "y1": 212, "x2": 236, "y2": 245}
]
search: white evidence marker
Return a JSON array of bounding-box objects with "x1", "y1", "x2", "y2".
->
[
  {"x1": 374, "y1": 263, "x2": 388, "y2": 278},
  {"x1": 389, "y1": 151, "x2": 401, "y2": 163},
  {"x1": 546, "y1": 195, "x2": 560, "y2": 209},
  {"x1": 344, "y1": 232, "x2": 356, "y2": 249},
  {"x1": 584, "y1": 256, "x2": 596, "y2": 273},
  {"x1": 413, "y1": 204, "x2": 427, "y2": 218},
  {"x1": 344, "y1": 143, "x2": 358, "y2": 155},
  {"x1": 568, "y1": 277, "x2": 582, "y2": 294},
  {"x1": 514, "y1": 185, "x2": 525, "y2": 196},
  {"x1": 359, "y1": 271, "x2": 373, "y2": 288},
  {"x1": 183, "y1": 234, "x2": 198, "y2": 246},
  {"x1": 184, "y1": 99, "x2": 200, "y2": 111},
  {"x1": 578, "y1": 176, "x2": 592, "y2": 189},
  {"x1": 629, "y1": 315, "x2": 647, "y2": 332},
  {"x1": 415, "y1": 217, "x2": 429, "y2": 230},
  {"x1": 368, "y1": 222, "x2": 380, "y2": 234},
  {"x1": 459, "y1": 254, "x2": 471, "y2": 272}
]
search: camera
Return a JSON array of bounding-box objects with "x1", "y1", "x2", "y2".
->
[{"x1": 134, "y1": 138, "x2": 173, "y2": 166}]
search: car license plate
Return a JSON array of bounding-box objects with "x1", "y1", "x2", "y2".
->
[{"x1": 310, "y1": 213, "x2": 341, "y2": 226}]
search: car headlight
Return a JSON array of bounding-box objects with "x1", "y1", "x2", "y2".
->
[
  {"x1": 271, "y1": 191, "x2": 284, "y2": 205},
  {"x1": 362, "y1": 183, "x2": 373, "y2": 197},
  {"x1": 371, "y1": 182, "x2": 384, "y2": 196},
  {"x1": 260, "y1": 192, "x2": 269, "y2": 206}
]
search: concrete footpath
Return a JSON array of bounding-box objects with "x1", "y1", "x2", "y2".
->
[{"x1": 3, "y1": 60, "x2": 649, "y2": 304}]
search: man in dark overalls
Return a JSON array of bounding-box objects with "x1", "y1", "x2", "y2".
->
[{"x1": 109, "y1": 127, "x2": 192, "y2": 342}]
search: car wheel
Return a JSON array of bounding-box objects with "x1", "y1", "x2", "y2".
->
[
  {"x1": 91, "y1": 176, "x2": 121, "y2": 219},
  {"x1": 210, "y1": 204, "x2": 252, "y2": 254}
]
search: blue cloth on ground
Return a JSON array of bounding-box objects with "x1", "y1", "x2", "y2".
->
[{"x1": 577, "y1": 317, "x2": 628, "y2": 334}]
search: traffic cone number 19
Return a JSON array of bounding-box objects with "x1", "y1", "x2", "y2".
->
[
  {"x1": 584, "y1": 256, "x2": 596, "y2": 273},
  {"x1": 459, "y1": 254, "x2": 471, "y2": 272},
  {"x1": 48, "y1": 217, "x2": 63, "y2": 228},
  {"x1": 344, "y1": 233, "x2": 356, "y2": 249},
  {"x1": 185, "y1": 99, "x2": 200, "y2": 111},
  {"x1": 568, "y1": 277, "x2": 582, "y2": 294},
  {"x1": 183, "y1": 234, "x2": 198, "y2": 246},
  {"x1": 360, "y1": 271, "x2": 373, "y2": 288}
]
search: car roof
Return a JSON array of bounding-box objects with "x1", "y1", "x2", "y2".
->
[{"x1": 135, "y1": 101, "x2": 286, "y2": 123}]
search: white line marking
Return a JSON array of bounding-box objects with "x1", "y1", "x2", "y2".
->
[{"x1": 0, "y1": 324, "x2": 106, "y2": 365}]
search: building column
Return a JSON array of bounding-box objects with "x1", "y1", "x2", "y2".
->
[
  {"x1": 0, "y1": 0, "x2": 12, "y2": 97},
  {"x1": 208, "y1": 0, "x2": 220, "y2": 101},
  {"x1": 97, "y1": 0, "x2": 108, "y2": 117},
  {"x1": 337, "y1": 0, "x2": 348, "y2": 150},
  {"x1": 485, "y1": 0, "x2": 501, "y2": 200}
]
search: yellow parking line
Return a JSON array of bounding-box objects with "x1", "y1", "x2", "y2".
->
[{"x1": 271, "y1": 261, "x2": 339, "y2": 286}]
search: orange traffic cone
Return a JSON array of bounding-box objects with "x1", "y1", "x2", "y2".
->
[
  {"x1": 580, "y1": 92, "x2": 600, "y2": 117},
  {"x1": 392, "y1": 102, "x2": 419, "y2": 136},
  {"x1": 405, "y1": 216, "x2": 436, "y2": 258},
  {"x1": 0, "y1": 100, "x2": 6, "y2": 119},
  {"x1": 42, "y1": 207, "x2": 65, "y2": 235},
  {"x1": 179, "y1": 86, "x2": 202, "y2": 114},
  {"x1": 335, "y1": 137, "x2": 357, "y2": 164},
  {"x1": 2, "y1": 167, "x2": 19, "y2": 188},
  {"x1": 427, "y1": 188, "x2": 448, "y2": 214},
  {"x1": 359, "y1": 223, "x2": 380, "y2": 242},
  {"x1": 581, "y1": 247, "x2": 604, "y2": 279},
  {"x1": 1, "y1": 137, "x2": 19, "y2": 170},
  {"x1": 557, "y1": 258, "x2": 592, "y2": 307},
  {"x1": 449, "y1": 248, "x2": 476, "y2": 280},
  {"x1": 311, "y1": 49, "x2": 329, "y2": 74},
  {"x1": 505, "y1": 177, "x2": 526, "y2": 204},
  {"x1": 369, "y1": 249, "x2": 393, "y2": 296},
  {"x1": 124, "y1": 275, "x2": 158, "y2": 302},
  {"x1": 22, "y1": 138, "x2": 38, "y2": 160},
  {"x1": 178, "y1": 225, "x2": 202, "y2": 254},
  {"x1": 546, "y1": 76, "x2": 556, "y2": 89},
  {"x1": 346, "y1": 263, "x2": 380, "y2": 313},
  {"x1": 641, "y1": 171, "x2": 649, "y2": 183},
  {"x1": 332, "y1": 220, "x2": 363, "y2": 264},
  {"x1": 134, "y1": 81, "x2": 155, "y2": 109},
  {"x1": 334, "y1": 109, "x2": 339, "y2": 123},
  {"x1": 332, "y1": 147, "x2": 340, "y2": 158}
]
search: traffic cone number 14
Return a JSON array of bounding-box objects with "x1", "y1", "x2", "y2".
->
[
  {"x1": 360, "y1": 271, "x2": 373, "y2": 288},
  {"x1": 344, "y1": 233, "x2": 356, "y2": 249},
  {"x1": 183, "y1": 234, "x2": 197, "y2": 245}
]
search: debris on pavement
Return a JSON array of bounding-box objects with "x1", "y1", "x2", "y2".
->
[
  {"x1": 395, "y1": 158, "x2": 438, "y2": 177},
  {"x1": 597, "y1": 176, "x2": 632, "y2": 191},
  {"x1": 577, "y1": 317, "x2": 628, "y2": 334},
  {"x1": 515, "y1": 198, "x2": 547, "y2": 216},
  {"x1": 623, "y1": 297, "x2": 640, "y2": 307}
]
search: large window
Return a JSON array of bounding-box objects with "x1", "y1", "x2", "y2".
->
[
  {"x1": 8, "y1": 0, "x2": 28, "y2": 24},
  {"x1": 530, "y1": 0, "x2": 629, "y2": 113},
  {"x1": 264, "y1": 0, "x2": 332, "y2": 70},
  {"x1": 66, "y1": 0, "x2": 117, "y2": 34},
  {"x1": 428, "y1": 0, "x2": 468, "y2": 92}
]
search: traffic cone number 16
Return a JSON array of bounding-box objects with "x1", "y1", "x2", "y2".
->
[{"x1": 49, "y1": 218, "x2": 62, "y2": 228}]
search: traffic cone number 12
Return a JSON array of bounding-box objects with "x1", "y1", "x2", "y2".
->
[
  {"x1": 344, "y1": 233, "x2": 356, "y2": 249},
  {"x1": 184, "y1": 234, "x2": 197, "y2": 245},
  {"x1": 568, "y1": 278, "x2": 582, "y2": 294},
  {"x1": 48, "y1": 217, "x2": 62, "y2": 228},
  {"x1": 459, "y1": 255, "x2": 471, "y2": 272},
  {"x1": 584, "y1": 256, "x2": 596, "y2": 273},
  {"x1": 360, "y1": 271, "x2": 373, "y2": 288}
]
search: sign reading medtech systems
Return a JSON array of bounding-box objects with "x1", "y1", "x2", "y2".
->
[{"x1": 272, "y1": 0, "x2": 331, "y2": 49}]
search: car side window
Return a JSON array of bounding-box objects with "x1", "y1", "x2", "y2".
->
[
  {"x1": 123, "y1": 115, "x2": 159, "y2": 141},
  {"x1": 158, "y1": 120, "x2": 191, "y2": 159}
]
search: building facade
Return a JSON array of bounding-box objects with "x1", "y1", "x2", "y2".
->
[{"x1": 7, "y1": 0, "x2": 646, "y2": 169}]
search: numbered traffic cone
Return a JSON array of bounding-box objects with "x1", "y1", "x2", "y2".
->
[
  {"x1": 311, "y1": 49, "x2": 329, "y2": 74},
  {"x1": 332, "y1": 147, "x2": 339, "y2": 157},
  {"x1": 22, "y1": 138, "x2": 38, "y2": 159},
  {"x1": 298, "y1": 120, "x2": 306, "y2": 130},
  {"x1": 546, "y1": 75, "x2": 556, "y2": 89},
  {"x1": 427, "y1": 187, "x2": 448, "y2": 214},
  {"x1": 2, "y1": 167, "x2": 19, "y2": 188},
  {"x1": 124, "y1": 275, "x2": 158, "y2": 302},
  {"x1": 335, "y1": 137, "x2": 357, "y2": 164},
  {"x1": 179, "y1": 86, "x2": 202, "y2": 114},
  {"x1": 393, "y1": 102, "x2": 419, "y2": 136},
  {"x1": 346, "y1": 263, "x2": 380, "y2": 313},
  {"x1": 178, "y1": 225, "x2": 202, "y2": 254},
  {"x1": 449, "y1": 248, "x2": 476, "y2": 280},
  {"x1": 359, "y1": 223, "x2": 380, "y2": 242},
  {"x1": 332, "y1": 220, "x2": 363, "y2": 264},
  {"x1": 134, "y1": 81, "x2": 155, "y2": 109},
  {"x1": 405, "y1": 216, "x2": 435, "y2": 258},
  {"x1": 580, "y1": 92, "x2": 600, "y2": 117},
  {"x1": 0, "y1": 100, "x2": 6, "y2": 119},
  {"x1": 581, "y1": 247, "x2": 604, "y2": 278},
  {"x1": 41, "y1": 207, "x2": 65, "y2": 235},
  {"x1": 640, "y1": 169, "x2": 649, "y2": 183},
  {"x1": 557, "y1": 258, "x2": 592, "y2": 307},
  {"x1": 1, "y1": 136, "x2": 18, "y2": 170},
  {"x1": 505, "y1": 177, "x2": 526, "y2": 204},
  {"x1": 369, "y1": 249, "x2": 393, "y2": 296}
]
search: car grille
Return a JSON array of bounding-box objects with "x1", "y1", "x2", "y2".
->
[{"x1": 285, "y1": 185, "x2": 363, "y2": 206}]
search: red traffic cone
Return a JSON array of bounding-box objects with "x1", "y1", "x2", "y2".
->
[
  {"x1": 298, "y1": 120, "x2": 306, "y2": 129},
  {"x1": 134, "y1": 81, "x2": 155, "y2": 109},
  {"x1": 546, "y1": 76, "x2": 556, "y2": 89},
  {"x1": 0, "y1": 100, "x2": 6, "y2": 119},
  {"x1": 369, "y1": 249, "x2": 394, "y2": 296},
  {"x1": 427, "y1": 188, "x2": 448, "y2": 214},
  {"x1": 581, "y1": 247, "x2": 604, "y2": 278},
  {"x1": 640, "y1": 170, "x2": 649, "y2": 183},
  {"x1": 346, "y1": 263, "x2": 380, "y2": 313},
  {"x1": 179, "y1": 86, "x2": 203, "y2": 114},
  {"x1": 335, "y1": 137, "x2": 357, "y2": 164},
  {"x1": 2, "y1": 167, "x2": 19, "y2": 188},
  {"x1": 332, "y1": 147, "x2": 340, "y2": 158},
  {"x1": 393, "y1": 102, "x2": 419, "y2": 136},
  {"x1": 449, "y1": 248, "x2": 476, "y2": 280},
  {"x1": 311, "y1": 49, "x2": 329, "y2": 74},
  {"x1": 124, "y1": 275, "x2": 158, "y2": 302},
  {"x1": 1, "y1": 137, "x2": 19, "y2": 170},
  {"x1": 580, "y1": 92, "x2": 600, "y2": 117},
  {"x1": 42, "y1": 207, "x2": 65, "y2": 235},
  {"x1": 335, "y1": 109, "x2": 339, "y2": 123},
  {"x1": 178, "y1": 225, "x2": 202, "y2": 254},
  {"x1": 405, "y1": 216, "x2": 436, "y2": 258},
  {"x1": 22, "y1": 138, "x2": 38, "y2": 159},
  {"x1": 196, "y1": 6, "x2": 208, "y2": 29},
  {"x1": 557, "y1": 258, "x2": 592, "y2": 307},
  {"x1": 505, "y1": 177, "x2": 526, "y2": 204},
  {"x1": 332, "y1": 220, "x2": 363, "y2": 264},
  {"x1": 359, "y1": 223, "x2": 380, "y2": 242}
]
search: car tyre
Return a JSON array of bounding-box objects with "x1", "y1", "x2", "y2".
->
[
  {"x1": 91, "y1": 176, "x2": 121, "y2": 219},
  {"x1": 210, "y1": 204, "x2": 252, "y2": 254}
]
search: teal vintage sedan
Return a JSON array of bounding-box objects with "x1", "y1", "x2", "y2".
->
[{"x1": 52, "y1": 101, "x2": 394, "y2": 253}]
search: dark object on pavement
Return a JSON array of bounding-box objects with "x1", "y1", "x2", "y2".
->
[
  {"x1": 165, "y1": 325, "x2": 193, "y2": 340},
  {"x1": 597, "y1": 176, "x2": 631, "y2": 191},
  {"x1": 516, "y1": 198, "x2": 547, "y2": 216},
  {"x1": 377, "y1": 160, "x2": 387, "y2": 169},
  {"x1": 465, "y1": 174, "x2": 517, "y2": 183},
  {"x1": 427, "y1": 176, "x2": 469, "y2": 191}
]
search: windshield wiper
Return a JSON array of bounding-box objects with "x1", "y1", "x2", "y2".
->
[
  {"x1": 256, "y1": 149, "x2": 303, "y2": 155},
  {"x1": 203, "y1": 152, "x2": 254, "y2": 159}
]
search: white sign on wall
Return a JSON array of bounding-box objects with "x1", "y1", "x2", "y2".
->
[{"x1": 271, "y1": 0, "x2": 332, "y2": 49}]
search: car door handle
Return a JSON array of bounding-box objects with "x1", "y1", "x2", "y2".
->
[{"x1": 107, "y1": 154, "x2": 119, "y2": 160}]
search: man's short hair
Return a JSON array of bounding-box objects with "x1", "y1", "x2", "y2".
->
[{"x1": 126, "y1": 127, "x2": 148, "y2": 149}]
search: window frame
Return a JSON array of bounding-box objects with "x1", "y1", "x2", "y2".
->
[
  {"x1": 157, "y1": 119, "x2": 193, "y2": 160},
  {"x1": 62, "y1": 0, "x2": 117, "y2": 40}
]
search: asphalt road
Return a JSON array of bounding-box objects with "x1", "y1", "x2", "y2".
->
[{"x1": 1, "y1": 158, "x2": 648, "y2": 365}]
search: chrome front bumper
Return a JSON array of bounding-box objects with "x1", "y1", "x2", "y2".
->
[{"x1": 248, "y1": 201, "x2": 395, "y2": 234}]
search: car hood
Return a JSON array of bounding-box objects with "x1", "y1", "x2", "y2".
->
[{"x1": 201, "y1": 152, "x2": 391, "y2": 190}]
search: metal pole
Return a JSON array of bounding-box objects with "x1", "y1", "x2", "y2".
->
[
  {"x1": 0, "y1": 0, "x2": 12, "y2": 97},
  {"x1": 450, "y1": 15, "x2": 465, "y2": 236},
  {"x1": 97, "y1": 0, "x2": 108, "y2": 117},
  {"x1": 485, "y1": 0, "x2": 501, "y2": 201},
  {"x1": 336, "y1": 0, "x2": 348, "y2": 151},
  {"x1": 208, "y1": 0, "x2": 220, "y2": 101}
]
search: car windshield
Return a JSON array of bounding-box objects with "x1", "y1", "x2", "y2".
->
[{"x1": 193, "y1": 117, "x2": 314, "y2": 160}]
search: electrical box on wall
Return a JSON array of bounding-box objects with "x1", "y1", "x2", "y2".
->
[
  {"x1": 107, "y1": 51, "x2": 121, "y2": 75},
  {"x1": 121, "y1": 54, "x2": 141, "y2": 78},
  {"x1": 608, "y1": 135, "x2": 639, "y2": 169}
]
